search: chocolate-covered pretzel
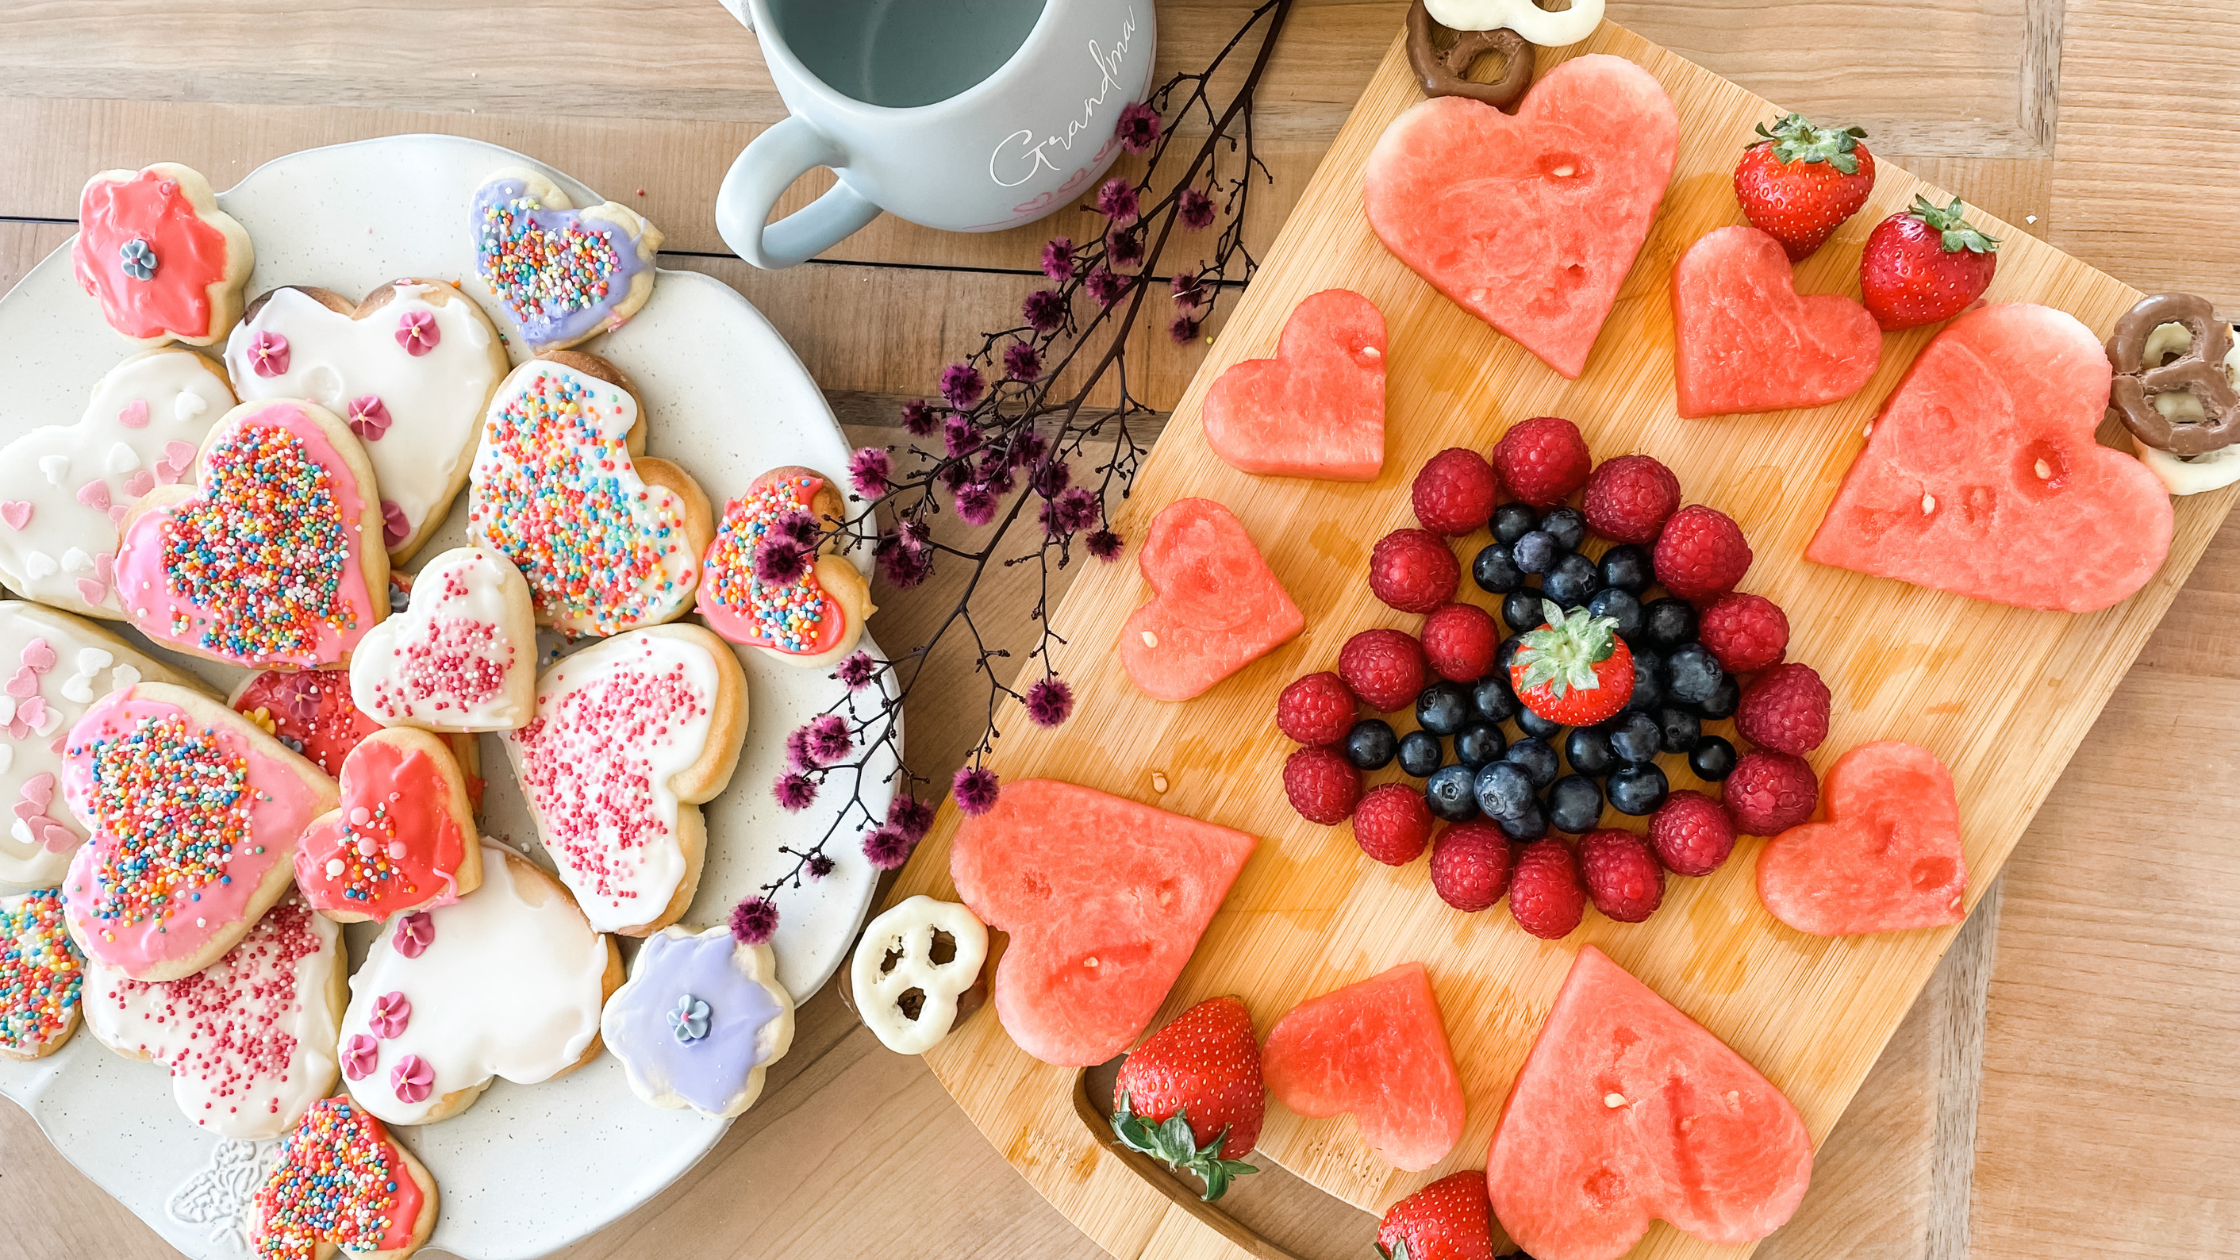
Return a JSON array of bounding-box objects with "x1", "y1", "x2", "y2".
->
[
  {"x1": 1407, "y1": 0, "x2": 1534, "y2": 111},
  {"x1": 2106, "y1": 292, "x2": 2240, "y2": 457}
]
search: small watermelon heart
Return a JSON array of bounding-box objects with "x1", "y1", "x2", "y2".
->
[
  {"x1": 1118, "y1": 498, "x2": 1303, "y2": 702},
  {"x1": 1672, "y1": 226, "x2": 1881, "y2": 418},
  {"x1": 1261, "y1": 962, "x2": 1466, "y2": 1172},
  {"x1": 1756, "y1": 740, "x2": 1967, "y2": 935},
  {"x1": 1202, "y1": 289, "x2": 1387, "y2": 481}
]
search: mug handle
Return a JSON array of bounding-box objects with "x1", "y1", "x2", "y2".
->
[{"x1": 716, "y1": 115, "x2": 883, "y2": 270}]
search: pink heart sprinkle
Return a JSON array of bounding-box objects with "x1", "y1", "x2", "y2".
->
[
  {"x1": 17, "y1": 697, "x2": 48, "y2": 730},
  {"x1": 108, "y1": 505, "x2": 128, "y2": 525},
  {"x1": 76, "y1": 577, "x2": 107, "y2": 605},
  {"x1": 16, "y1": 773, "x2": 53, "y2": 815},
  {"x1": 19, "y1": 639, "x2": 55, "y2": 673},
  {"x1": 5, "y1": 667, "x2": 38, "y2": 699},
  {"x1": 163, "y1": 441, "x2": 197, "y2": 473},
  {"x1": 0, "y1": 502, "x2": 31, "y2": 530},
  {"x1": 46, "y1": 735, "x2": 64, "y2": 756},
  {"x1": 117, "y1": 399, "x2": 150, "y2": 429},
  {"x1": 35, "y1": 820, "x2": 75, "y2": 853},
  {"x1": 75, "y1": 482, "x2": 111, "y2": 512},
  {"x1": 93, "y1": 551, "x2": 114, "y2": 582},
  {"x1": 123, "y1": 470, "x2": 155, "y2": 498}
]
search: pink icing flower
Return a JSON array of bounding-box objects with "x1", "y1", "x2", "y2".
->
[
  {"x1": 248, "y1": 330, "x2": 290, "y2": 377},
  {"x1": 381, "y1": 501, "x2": 410, "y2": 547},
  {"x1": 395, "y1": 309, "x2": 441, "y2": 355},
  {"x1": 390, "y1": 1053, "x2": 434, "y2": 1103},
  {"x1": 347, "y1": 395, "x2": 393, "y2": 440},
  {"x1": 369, "y1": 990, "x2": 412, "y2": 1039},
  {"x1": 393, "y1": 911, "x2": 434, "y2": 957},
  {"x1": 342, "y1": 1033, "x2": 378, "y2": 1080}
]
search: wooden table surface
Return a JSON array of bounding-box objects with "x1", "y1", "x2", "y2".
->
[{"x1": 1, "y1": 2, "x2": 2234, "y2": 1258}]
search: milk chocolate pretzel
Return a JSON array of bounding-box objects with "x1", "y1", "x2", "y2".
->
[
  {"x1": 2105, "y1": 292, "x2": 2240, "y2": 457},
  {"x1": 1407, "y1": 0, "x2": 1534, "y2": 111}
]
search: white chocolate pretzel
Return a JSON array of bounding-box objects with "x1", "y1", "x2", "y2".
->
[
  {"x1": 1424, "y1": 0, "x2": 1603, "y2": 46},
  {"x1": 850, "y1": 895, "x2": 989, "y2": 1055}
]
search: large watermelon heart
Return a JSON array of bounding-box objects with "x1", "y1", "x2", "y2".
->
[
  {"x1": 1260, "y1": 961, "x2": 1466, "y2": 1172},
  {"x1": 1757, "y1": 740, "x2": 1967, "y2": 936},
  {"x1": 1807, "y1": 303, "x2": 2173, "y2": 612},
  {"x1": 950, "y1": 779, "x2": 1255, "y2": 1066},
  {"x1": 1119, "y1": 498, "x2": 1304, "y2": 702},
  {"x1": 1201, "y1": 288, "x2": 1387, "y2": 481},
  {"x1": 1671, "y1": 226, "x2": 1881, "y2": 418},
  {"x1": 1364, "y1": 55, "x2": 1679, "y2": 379},
  {"x1": 1486, "y1": 946, "x2": 1813, "y2": 1260}
]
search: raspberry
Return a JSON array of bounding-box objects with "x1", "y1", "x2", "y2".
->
[
  {"x1": 1580, "y1": 455, "x2": 1681, "y2": 544},
  {"x1": 1724, "y1": 750, "x2": 1819, "y2": 835},
  {"x1": 1421, "y1": 603, "x2": 1499, "y2": 683},
  {"x1": 1735, "y1": 663, "x2": 1831, "y2": 756},
  {"x1": 1652, "y1": 505, "x2": 1753, "y2": 600},
  {"x1": 1353, "y1": 784, "x2": 1435, "y2": 865},
  {"x1": 1283, "y1": 746, "x2": 1361, "y2": 825},
  {"x1": 1697, "y1": 592, "x2": 1789, "y2": 672},
  {"x1": 1275, "y1": 671, "x2": 1356, "y2": 746},
  {"x1": 1509, "y1": 839, "x2": 1585, "y2": 939},
  {"x1": 1338, "y1": 628, "x2": 1427, "y2": 712},
  {"x1": 1429, "y1": 820, "x2": 1513, "y2": 911},
  {"x1": 1411, "y1": 448, "x2": 1500, "y2": 536},
  {"x1": 1490, "y1": 416, "x2": 1592, "y2": 507},
  {"x1": 1579, "y1": 829, "x2": 1665, "y2": 923},
  {"x1": 1369, "y1": 529, "x2": 1460, "y2": 614},
  {"x1": 1647, "y1": 790, "x2": 1737, "y2": 876}
]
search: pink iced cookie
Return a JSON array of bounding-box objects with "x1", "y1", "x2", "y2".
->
[
  {"x1": 72, "y1": 163, "x2": 255, "y2": 348},
  {"x1": 1672, "y1": 226, "x2": 1881, "y2": 418},
  {"x1": 1202, "y1": 289, "x2": 1387, "y2": 481},
  {"x1": 1119, "y1": 498, "x2": 1304, "y2": 702},
  {"x1": 698, "y1": 467, "x2": 875, "y2": 669}
]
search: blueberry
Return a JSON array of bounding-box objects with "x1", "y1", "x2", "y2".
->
[
  {"x1": 1513, "y1": 530, "x2": 1561, "y2": 575},
  {"x1": 1398, "y1": 730, "x2": 1445, "y2": 778},
  {"x1": 1606, "y1": 762, "x2": 1670, "y2": 816},
  {"x1": 1472, "y1": 674, "x2": 1520, "y2": 724},
  {"x1": 1607, "y1": 711, "x2": 1662, "y2": 764},
  {"x1": 1516, "y1": 705, "x2": 1564, "y2": 740},
  {"x1": 1642, "y1": 597, "x2": 1698, "y2": 651},
  {"x1": 1689, "y1": 735, "x2": 1737, "y2": 782},
  {"x1": 1454, "y1": 721, "x2": 1506, "y2": 769},
  {"x1": 1547, "y1": 774, "x2": 1605, "y2": 833},
  {"x1": 1502, "y1": 590, "x2": 1547, "y2": 633},
  {"x1": 1495, "y1": 799, "x2": 1549, "y2": 841},
  {"x1": 1622, "y1": 648, "x2": 1665, "y2": 714},
  {"x1": 1664, "y1": 643, "x2": 1724, "y2": 708},
  {"x1": 1425, "y1": 764, "x2": 1481, "y2": 822},
  {"x1": 1416, "y1": 681, "x2": 1472, "y2": 736},
  {"x1": 1472, "y1": 542, "x2": 1525, "y2": 594},
  {"x1": 1694, "y1": 675, "x2": 1740, "y2": 720},
  {"x1": 1542, "y1": 553, "x2": 1602, "y2": 608},
  {"x1": 1599, "y1": 544, "x2": 1653, "y2": 595},
  {"x1": 1504, "y1": 736, "x2": 1561, "y2": 789},
  {"x1": 1344, "y1": 719, "x2": 1397, "y2": 771},
  {"x1": 1586, "y1": 587, "x2": 1642, "y2": 641},
  {"x1": 1565, "y1": 725, "x2": 1619, "y2": 778},
  {"x1": 1540, "y1": 506, "x2": 1588, "y2": 553},
  {"x1": 1473, "y1": 761, "x2": 1535, "y2": 818},
  {"x1": 1655, "y1": 706, "x2": 1701, "y2": 754},
  {"x1": 1494, "y1": 634, "x2": 1527, "y2": 675},
  {"x1": 1492, "y1": 502, "x2": 1539, "y2": 544}
]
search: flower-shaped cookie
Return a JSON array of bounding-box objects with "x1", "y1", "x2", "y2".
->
[{"x1": 600, "y1": 922, "x2": 796, "y2": 1117}]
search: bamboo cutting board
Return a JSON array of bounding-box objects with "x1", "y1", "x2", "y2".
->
[{"x1": 886, "y1": 18, "x2": 2236, "y2": 1260}]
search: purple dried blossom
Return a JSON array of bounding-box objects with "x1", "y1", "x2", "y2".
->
[
  {"x1": 1022, "y1": 287, "x2": 1067, "y2": 334},
  {"x1": 729, "y1": 897, "x2": 778, "y2": 945},
  {"x1": 939, "y1": 362, "x2": 986, "y2": 409},
  {"x1": 952, "y1": 765, "x2": 1001, "y2": 815},
  {"x1": 1171, "y1": 269, "x2": 1208, "y2": 315},
  {"x1": 806, "y1": 852, "x2": 836, "y2": 881},
  {"x1": 1169, "y1": 314, "x2": 1202, "y2": 345},
  {"x1": 979, "y1": 463, "x2": 1017, "y2": 496},
  {"x1": 1179, "y1": 186, "x2": 1218, "y2": 231},
  {"x1": 774, "y1": 510, "x2": 820, "y2": 549},
  {"x1": 835, "y1": 651, "x2": 877, "y2": 690},
  {"x1": 1095, "y1": 178, "x2": 1140, "y2": 225},
  {"x1": 875, "y1": 529, "x2": 932, "y2": 588},
  {"x1": 1086, "y1": 528, "x2": 1124, "y2": 561},
  {"x1": 1007, "y1": 429, "x2": 1050, "y2": 469},
  {"x1": 862, "y1": 827, "x2": 915, "y2": 870},
  {"x1": 753, "y1": 538, "x2": 807, "y2": 585},
  {"x1": 1025, "y1": 676, "x2": 1075, "y2": 727},
  {"x1": 784, "y1": 725, "x2": 817, "y2": 771},
  {"x1": 900, "y1": 397, "x2": 938, "y2": 436},
  {"x1": 808, "y1": 713, "x2": 853, "y2": 764},
  {"x1": 943, "y1": 413, "x2": 983, "y2": 457},
  {"x1": 937, "y1": 459, "x2": 973, "y2": 492},
  {"x1": 1107, "y1": 225, "x2": 1146, "y2": 272},
  {"x1": 1115, "y1": 100, "x2": 1162, "y2": 155},
  {"x1": 1029, "y1": 459, "x2": 1071, "y2": 499},
  {"x1": 1054, "y1": 486, "x2": 1100, "y2": 533},
  {"x1": 888, "y1": 796, "x2": 935, "y2": 842},
  {"x1": 847, "y1": 446, "x2": 891, "y2": 498},
  {"x1": 1003, "y1": 341, "x2": 1044, "y2": 382},
  {"x1": 1084, "y1": 267, "x2": 1128, "y2": 308},
  {"x1": 1040, "y1": 237, "x2": 1075, "y2": 283},
  {"x1": 773, "y1": 771, "x2": 818, "y2": 811},
  {"x1": 954, "y1": 483, "x2": 998, "y2": 526}
]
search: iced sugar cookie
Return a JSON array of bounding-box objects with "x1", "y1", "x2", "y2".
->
[
  {"x1": 60, "y1": 683, "x2": 337, "y2": 982},
  {"x1": 338, "y1": 843, "x2": 619, "y2": 1126},
  {"x1": 251, "y1": 1095, "x2": 439, "y2": 1260},
  {"x1": 115, "y1": 399, "x2": 389, "y2": 669},
  {"x1": 471, "y1": 168, "x2": 662, "y2": 352},
  {"x1": 600, "y1": 922, "x2": 795, "y2": 1118},
  {"x1": 850, "y1": 895, "x2": 989, "y2": 1055},
  {"x1": 226, "y1": 282, "x2": 509, "y2": 561},
  {"x1": 699, "y1": 467, "x2": 875, "y2": 668},
  {"x1": 0, "y1": 349, "x2": 233, "y2": 619},
  {"x1": 504, "y1": 625, "x2": 746, "y2": 935},
  {"x1": 467, "y1": 354, "x2": 711, "y2": 637},
  {"x1": 72, "y1": 163, "x2": 255, "y2": 348},
  {"x1": 295, "y1": 728, "x2": 482, "y2": 923},
  {"x1": 0, "y1": 601, "x2": 199, "y2": 892},
  {"x1": 0, "y1": 888, "x2": 85, "y2": 1060},
  {"x1": 350, "y1": 547, "x2": 536, "y2": 732}
]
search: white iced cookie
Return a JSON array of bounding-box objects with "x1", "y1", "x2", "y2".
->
[
  {"x1": 1424, "y1": 0, "x2": 1604, "y2": 45},
  {"x1": 0, "y1": 349, "x2": 233, "y2": 619},
  {"x1": 80, "y1": 892, "x2": 344, "y2": 1139},
  {"x1": 350, "y1": 547, "x2": 538, "y2": 732},
  {"x1": 337, "y1": 844, "x2": 620, "y2": 1127},
  {"x1": 851, "y1": 895, "x2": 990, "y2": 1055},
  {"x1": 2135, "y1": 436, "x2": 2240, "y2": 495},
  {"x1": 599, "y1": 923, "x2": 796, "y2": 1118}
]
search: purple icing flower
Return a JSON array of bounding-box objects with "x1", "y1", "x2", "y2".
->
[
  {"x1": 773, "y1": 771, "x2": 817, "y2": 811},
  {"x1": 393, "y1": 911, "x2": 434, "y2": 957},
  {"x1": 1003, "y1": 341, "x2": 1044, "y2": 382},
  {"x1": 395, "y1": 309, "x2": 441, "y2": 355},
  {"x1": 342, "y1": 1033, "x2": 378, "y2": 1081},
  {"x1": 1095, "y1": 178, "x2": 1140, "y2": 225},
  {"x1": 862, "y1": 827, "x2": 914, "y2": 870},
  {"x1": 835, "y1": 651, "x2": 877, "y2": 691},
  {"x1": 900, "y1": 398, "x2": 938, "y2": 437},
  {"x1": 391, "y1": 1054, "x2": 434, "y2": 1104},
  {"x1": 952, "y1": 765, "x2": 1000, "y2": 816},
  {"x1": 939, "y1": 362, "x2": 986, "y2": 409},
  {"x1": 1022, "y1": 288, "x2": 1067, "y2": 334},
  {"x1": 369, "y1": 991, "x2": 412, "y2": 1039},
  {"x1": 1179, "y1": 186, "x2": 1218, "y2": 231},
  {"x1": 347, "y1": 395, "x2": 393, "y2": 440},
  {"x1": 247, "y1": 330, "x2": 290, "y2": 377},
  {"x1": 1084, "y1": 267, "x2": 1129, "y2": 309},
  {"x1": 1086, "y1": 528, "x2": 1125, "y2": 562},
  {"x1": 729, "y1": 896, "x2": 778, "y2": 946},
  {"x1": 807, "y1": 714, "x2": 853, "y2": 764},
  {"x1": 848, "y1": 447, "x2": 892, "y2": 499},
  {"x1": 1040, "y1": 237, "x2": 1075, "y2": 283},
  {"x1": 1115, "y1": 101, "x2": 1162, "y2": 155},
  {"x1": 953, "y1": 484, "x2": 997, "y2": 527},
  {"x1": 888, "y1": 795, "x2": 935, "y2": 843},
  {"x1": 1025, "y1": 676, "x2": 1075, "y2": 728}
]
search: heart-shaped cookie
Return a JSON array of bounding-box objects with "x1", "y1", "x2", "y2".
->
[
  {"x1": 338, "y1": 843, "x2": 619, "y2": 1126},
  {"x1": 1120, "y1": 497, "x2": 1304, "y2": 702},
  {"x1": 472, "y1": 168, "x2": 663, "y2": 353},
  {"x1": 350, "y1": 546, "x2": 537, "y2": 732},
  {"x1": 950, "y1": 778, "x2": 1256, "y2": 1066},
  {"x1": 251, "y1": 1095, "x2": 439, "y2": 1260},
  {"x1": 72, "y1": 163, "x2": 255, "y2": 348},
  {"x1": 503, "y1": 625, "x2": 745, "y2": 935},
  {"x1": 115, "y1": 399, "x2": 389, "y2": 669},
  {"x1": 1202, "y1": 289, "x2": 1388, "y2": 480},
  {"x1": 1364, "y1": 54, "x2": 1679, "y2": 379},
  {"x1": 600, "y1": 922, "x2": 797, "y2": 1118},
  {"x1": 699, "y1": 467, "x2": 876, "y2": 667},
  {"x1": 1757, "y1": 740, "x2": 1967, "y2": 935},
  {"x1": 1261, "y1": 962, "x2": 1466, "y2": 1172},
  {"x1": 0, "y1": 888, "x2": 85, "y2": 1061},
  {"x1": 1808, "y1": 303, "x2": 2175, "y2": 612},
  {"x1": 226, "y1": 281, "x2": 509, "y2": 561},
  {"x1": 295, "y1": 728, "x2": 483, "y2": 924},
  {"x1": 468, "y1": 354, "x2": 712, "y2": 637},
  {"x1": 1672, "y1": 226, "x2": 1881, "y2": 418},
  {"x1": 1486, "y1": 946, "x2": 1813, "y2": 1259}
]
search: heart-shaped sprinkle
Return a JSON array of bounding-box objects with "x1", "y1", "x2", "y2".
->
[
  {"x1": 60, "y1": 549, "x2": 91, "y2": 574},
  {"x1": 117, "y1": 399, "x2": 150, "y2": 429},
  {"x1": 123, "y1": 470, "x2": 155, "y2": 498},
  {"x1": 23, "y1": 697, "x2": 55, "y2": 738},
  {"x1": 75, "y1": 481, "x2": 110, "y2": 512},
  {"x1": 347, "y1": 396, "x2": 393, "y2": 440},
  {"x1": 37, "y1": 456, "x2": 67, "y2": 486},
  {"x1": 247, "y1": 330, "x2": 290, "y2": 376},
  {"x1": 0, "y1": 502, "x2": 30, "y2": 530},
  {"x1": 163, "y1": 440, "x2": 198, "y2": 472},
  {"x1": 93, "y1": 552, "x2": 114, "y2": 583},
  {"x1": 174, "y1": 392, "x2": 208, "y2": 422},
  {"x1": 75, "y1": 578, "x2": 107, "y2": 606},
  {"x1": 6, "y1": 667, "x2": 38, "y2": 699},
  {"x1": 106, "y1": 443, "x2": 140, "y2": 474},
  {"x1": 19, "y1": 640, "x2": 54, "y2": 674},
  {"x1": 109, "y1": 664, "x2": 140, "y2": 691},
  {"x1": 21, "y1": 552, "x2": 55, "y2": 580},
  {"x1": 14, "y1": 772, "x2": 52, "y2": 817},
  {"x1": 395, "y1": 309, "x2": 441, "y2": 355}
]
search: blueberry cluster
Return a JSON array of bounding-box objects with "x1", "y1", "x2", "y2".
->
[{"x1": 1341, "y1": 500, "x2": 1740, "y2": 840}]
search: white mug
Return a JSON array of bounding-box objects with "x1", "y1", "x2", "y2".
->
[{"x1": 715, "y1": 0, "x2": 1158, "y2": 269}]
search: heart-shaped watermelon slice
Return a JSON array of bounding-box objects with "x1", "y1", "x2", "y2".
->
[
  {"x1": 1757, "y1": 740, "x2": 1967, "y2": 935},
  {"x1": 1261, "y1": 961, "x2": 1465, "y2": 1172},
  {"x1": 951, "y1": 779, "x2": 1255, "y2": 1067},
  {"x1": 1364, "y1": 54, "x2": 1679, "y2": 379},
  {"x1": 1486, "y1": 946, "x2": 1813, "y2": 1260},
  {"x1": 1671, "y1": 226, "x2": 1881, "y2": 417},
  {"x1": 1807, "y1": 303, "x2": 2173, "y2": 612},
  {"x1": 1120, "y1": 498, "x2": 1304, "y2": 702},
  {"x1": 1202, "y1": 289, "x2": 1387, "y2": 481}
]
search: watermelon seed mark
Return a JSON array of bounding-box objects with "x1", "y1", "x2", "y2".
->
[
  {"x1": 1603, "y1": 1092, "x2": 1627, "y2": 1108},
  {"x1": 1921, "y1": 492, "x2": 1937, "y2": 515},
  {"x1": 1151, "y1": 771, "x2": 1169, "y2": 793},
  {"x1": 1140, "y1": 630, "x2": 1158, "y2": 648},
  {"x1": 2034, "y1": 459, "x2": 2052, "y2": 479}
]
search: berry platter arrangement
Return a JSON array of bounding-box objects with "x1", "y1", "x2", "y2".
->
[{"x1": 885, "y1": 18, "x2": 2233, "y2": 1260}]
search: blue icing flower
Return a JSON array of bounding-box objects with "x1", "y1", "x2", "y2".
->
[
  {"x1": 118, "y1": 238, "x2": 158, "y2": 281},
  {"x1": 669, "y1": 993, "x2": 711, "y2": 1043}
]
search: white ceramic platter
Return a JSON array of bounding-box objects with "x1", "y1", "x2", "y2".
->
[{"x1": 0, "y1": 135, "x2": 898, "y2": 1260}]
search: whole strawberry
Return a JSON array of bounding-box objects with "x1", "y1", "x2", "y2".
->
[
  {"x1": 1580, "y1": 829, "x2": 1665, "y2": 923},
  {"x1": 1112, "y1": 996, "x2": 1263, "y2": 1200},
  {"x1": 1860, "y1": 195, "x2": 2000, "y2": 330},
  {"x1": 1509, "y1": 600, "x2": 1634, "y2": 726},
  {"x1": 1375, "y1": 1170, "x2": 1496, "y2": 1260},
  {"x1": 1510, "y1": 838, "x2": 1586, "y2": 939},
  {"x1": 1733, "y1": 112, "x2": 1876, "y2": 262}
]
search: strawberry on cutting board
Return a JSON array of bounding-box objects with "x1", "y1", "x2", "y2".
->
[
  {"x1": 1509, "y1": 600, "x2": 1634, "y2": 727},
  {"x1": 1111, "y1": 995, "x2": 1263, "y2": 1200},
  {"x1": 1732, "y1": 112, "x2": 1877, "y2": 261},
  {"x1": 1377, "y1": 1171, "x2": 1498, "y2": 1260},
  {"x1": 1860, "y1": 195, "x2": 2001, "y2": 330}
]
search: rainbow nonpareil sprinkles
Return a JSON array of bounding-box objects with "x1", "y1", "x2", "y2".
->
[
  {"x1": 71, "y1": 711, "x2": 251, "y2": 939},
  {"x1": 0, "y1": 888, "x2": 82, "y2": 1052},
  {"x1": 253, "y1": 1096, "x2": 420, "y2": 1260}
]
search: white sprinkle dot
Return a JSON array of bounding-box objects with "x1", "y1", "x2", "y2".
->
[{"x1": 325, "y1": 858, "x2": 345, "y2": 878}]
